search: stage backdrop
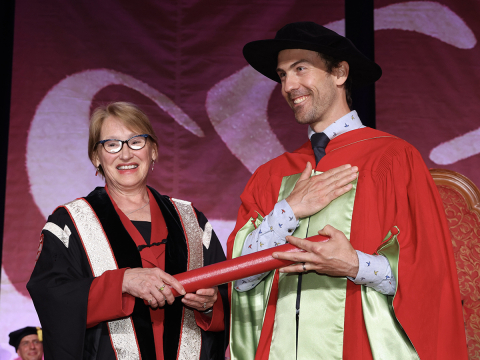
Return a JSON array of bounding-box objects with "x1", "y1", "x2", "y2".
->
[{"x1": 1, "y1": 0, "x2": 479, "y2": 358}]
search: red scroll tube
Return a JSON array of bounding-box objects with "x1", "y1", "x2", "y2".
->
[{"x1": 171, "y1": 234, "x2": 329, "y2": 297}]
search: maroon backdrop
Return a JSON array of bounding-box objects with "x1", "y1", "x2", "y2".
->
[{"x1": 1, "y1": 0, "x2": 479, "y2": 356}]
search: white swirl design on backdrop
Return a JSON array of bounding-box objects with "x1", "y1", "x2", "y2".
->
[
  {"x1": 429, "y1": 129, "x2": 480, "y2": 165},
  {"x1": 206, "y1": 66, "x2": 284, "y2": 174},
  {"x1": 27, "y1": 69, "x2": 204, "y2": 219}
]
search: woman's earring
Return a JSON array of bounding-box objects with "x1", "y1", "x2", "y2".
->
[
  {"x1": 95, "y1": 165, "x2": 100, "y2": 176},
  {"x1": 151, "y1": 161, "x2": 155, "y2": 171}
]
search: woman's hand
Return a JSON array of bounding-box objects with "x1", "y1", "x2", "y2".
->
[
  {"x1": 182, "y1": 287, "x2": 218, "y2": 312},
  {"x1": 122, "y1": 268, "x2": 186, "y2": 308}
]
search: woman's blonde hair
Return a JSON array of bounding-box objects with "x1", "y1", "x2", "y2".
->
[{"x1": 88, "y1": 102, "x2": 159, "y2": 177}]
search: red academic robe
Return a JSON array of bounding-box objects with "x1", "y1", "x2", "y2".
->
[{"x1": 227, "y1": 127, "x2": 467, "y2": 359}]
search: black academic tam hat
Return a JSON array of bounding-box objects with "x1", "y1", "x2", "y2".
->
[
  {"x1": 243, "y1": 21, "x2": 382, "y2": 88},
  {"x1": 8, "y1": 326, "x2": 42, "y2": 351}
]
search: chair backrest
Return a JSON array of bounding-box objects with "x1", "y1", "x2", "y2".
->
[{"x1": 430, "y1": 168, "x2": 480, "y2": 360}]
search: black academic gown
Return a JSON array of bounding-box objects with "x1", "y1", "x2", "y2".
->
[{"x1": 27, "y1": 187, "x2": 229, "y2": 360}]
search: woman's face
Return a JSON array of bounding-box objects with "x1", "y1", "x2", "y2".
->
[{"x1": 95, "y1": 116, "x2": 157, "y2": 193}]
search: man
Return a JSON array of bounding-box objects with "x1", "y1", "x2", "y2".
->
[
  {"x1": 227, "y1": 22, "x2": 467, "y2": 359},
  {"x1": 8, "y1": 326, "x2": 43, "y2": 360}
]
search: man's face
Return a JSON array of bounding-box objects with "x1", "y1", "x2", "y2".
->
[
  {"x1": 276, "y1": 49, "x2": 340, "y2": 129},
  {"x1": 16, "y1": 334, "x2": 43, "y2": 360}
]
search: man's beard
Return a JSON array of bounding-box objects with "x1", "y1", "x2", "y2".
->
[
  {"x1": 290, "y1": 96, "x2": 322, "y2": 125},
  {"x1": 293, "y1": 104, "x2": 319, "y2": 125}
]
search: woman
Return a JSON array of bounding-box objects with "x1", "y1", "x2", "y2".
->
[{"x1": 27, "y1": 102, "x2": 228, "y2": 359}]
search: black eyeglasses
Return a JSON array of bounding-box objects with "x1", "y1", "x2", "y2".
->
[{"x1": 96, "y1": 134, "x2": 150, "y2": 154}]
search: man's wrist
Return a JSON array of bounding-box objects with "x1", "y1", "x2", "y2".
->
[
  {"x1": 269, "y1": 200, "x2": 299, "y2": 237},
  {"x1": 285, "y1": 199, "x2": 303, "y2": 220},
  {"x1": 348, "y1": 265, "x2": 359, "y2": 279},
  {"x1": 348, "y1": 251, "x2": 359, "y2": 278}
]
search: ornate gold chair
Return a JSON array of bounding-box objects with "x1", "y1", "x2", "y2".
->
[{"x1": 430, "y1": 168, "x2": 480, "y2": 359}]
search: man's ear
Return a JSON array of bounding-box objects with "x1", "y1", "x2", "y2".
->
[{"x1": 334, "y1": 61, "x2": 349, "y2": 86}]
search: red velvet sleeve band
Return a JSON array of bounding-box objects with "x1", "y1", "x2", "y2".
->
[
  {"x1": 171, "y1": 234, "x2": 328, "y2": 297},
  {"x1": 87, "y1": 268, "x2": 135, "y2": 328},
  {"x1": 194, "y1": 293, "x2": 224, "y2": 332}
]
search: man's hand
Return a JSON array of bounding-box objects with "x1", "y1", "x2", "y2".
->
[
  {"x1": 272, "y1": 225, "x2": 359, "y2": 278},
  {"x1": 122, "y1": 267, "x2": 186, "y2": 309},
  {"x1": 286, "y1": 163, "x2": 358, "y2": 219}
]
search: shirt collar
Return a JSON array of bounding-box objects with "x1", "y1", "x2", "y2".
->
[{"x1": 308, "y1": 110, "x2": 364, "y2": 141}]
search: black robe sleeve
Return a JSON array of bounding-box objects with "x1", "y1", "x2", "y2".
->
[{"x1": 27, "y1": 208, "x2": 94, "y2": 359}]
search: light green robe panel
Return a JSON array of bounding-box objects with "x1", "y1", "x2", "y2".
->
[{"x1": 269, "y1": 171, "x2": 357, "y2": 360}]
